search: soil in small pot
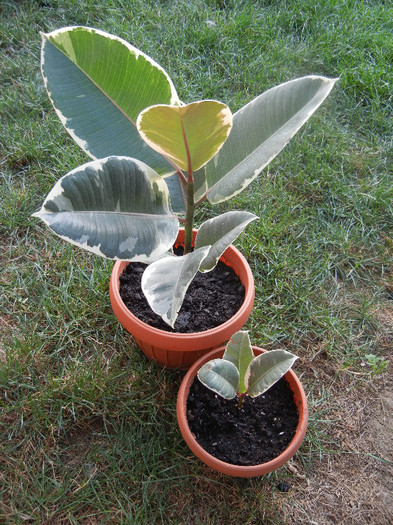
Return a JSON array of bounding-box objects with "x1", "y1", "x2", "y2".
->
[
  {"x1": 186, "y1": 377, "x2": 299, "y2": 466},
  {"x1": 119, "y1": 258, "x2": 245, "y2": 333}
]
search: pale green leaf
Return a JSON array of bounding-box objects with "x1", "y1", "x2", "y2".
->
[
  {"x1": 245, "y1": 349, "x2": 298, "y2": 398},
  {"x1": 41, "y1": 26, "x2": 180, "y2": 176},
  {"x1": 33, "y1": 156, "x2": 179, "y2": 262},
  {"x1": 194, "y1": 211, "x2": 258, "y2": 272},
  {"x1": 204, "y1": 76, "x2": 337, "y2": 203},
  {"x1": 137, "y1": 101, "x2": 232, "y2": 172},
  {"x1": 197, "y1": 359, "x2": 239, "y2": 399},
  {"x1": 222, "y1": 331, "x2": 254, "y2": 393},
  {"x1": 141, "y1": 246, "x2": 210, "y2": 328}
]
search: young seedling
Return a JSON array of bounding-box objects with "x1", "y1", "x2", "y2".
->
[{"x1": 197, "y1": 331, "x2": 298, "y2": 409}]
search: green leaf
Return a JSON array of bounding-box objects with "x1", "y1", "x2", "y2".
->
[
  {"x1": 162, "y1": 173, "x2": 186, "y2": 214},
  {"x1": 193, "y1": 167, "x2": 208, "y2": 203},
  {"x1": 33, "y1": 156, "x2": 179, "y2": 262},
  {"x1": 195, "y1": 211, "x2": 258, "y2": 272},
  {"x1": 245, "y1": 349, "x2": 298, "y2": 398},
  {"x1": 41, "y1": 26, "x2": 180, "y2": 176},
  {"x1": 204, "y1": 76, "x2": 338, "y2": 203},
  {"x1": 141, "y1": 246, "x2": 211, "y2": 328},
  {"x1": 137, "y1": 101, "x2": 232, "y2": 172},
  {"x1": 222, "y1": 331, "x2": 254, "y2": 394},
  {"x1": 197, "y1": 359, "x2": 239, "y2": 399}
]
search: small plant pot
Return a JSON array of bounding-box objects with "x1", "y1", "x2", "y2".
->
[
  {"x1": 109, "y1": 230, "x2": 255, "y2": 369},
  {"x1": 177, "y1": 346, "x2": 308, "y2": 477}
]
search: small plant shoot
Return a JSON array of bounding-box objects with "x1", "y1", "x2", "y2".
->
[
  {"x1": 363, "y1": 354, "x2": 388, "y2": 376},
  {"x1": 197, "y1": 331, "x2": 298, "y2": 408}
]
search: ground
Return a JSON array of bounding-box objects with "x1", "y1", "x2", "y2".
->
[{"x1": 276, "y1": 347, "x2": 392, "y2": 524}]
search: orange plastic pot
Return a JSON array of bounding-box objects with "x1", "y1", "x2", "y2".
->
[
  {"x1": 109, "y1": 229, "x2": 255, "y2": 369},
  {"x1": 177, "y1": 346, "x2": 308, "y2": 477}
]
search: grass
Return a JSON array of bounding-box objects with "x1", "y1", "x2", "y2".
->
[{"x1": 1, "y1": 0, "x2": 392, "y2": 523}]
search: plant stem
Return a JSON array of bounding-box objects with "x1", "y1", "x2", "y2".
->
[
  {"x1": 237, "y1": 393, "x2": 246, "y2": 410},
  {"x1": 184, "y1": 170, "x2": 195, "y2": 254}
]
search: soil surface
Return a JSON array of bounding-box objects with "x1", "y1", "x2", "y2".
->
[
  {"x1": 119, "y1": 259, "x2": 245, "y2": 333},
  {"x1": 186, "y1": 377, "x2": 299, "y2": 465}
]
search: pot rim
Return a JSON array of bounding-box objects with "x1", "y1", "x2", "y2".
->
[{"x1": 176, "y1": 346, "x2": 309, "y2": 477}]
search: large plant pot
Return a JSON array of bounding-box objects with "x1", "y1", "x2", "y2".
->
[
  {"x1": 177, "y1": 347, "x2": 308, "y2": 477},
  {"x1": 109, "y1": 229, "x2": 255, "y2": 369}
]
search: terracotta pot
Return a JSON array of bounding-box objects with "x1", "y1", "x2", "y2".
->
[
  {"x1": 177, "y1": 346, "x2": 308, "y2": 477},
  {"x1": 109, "y1": 229, "x2": 255, "y2": 369}
]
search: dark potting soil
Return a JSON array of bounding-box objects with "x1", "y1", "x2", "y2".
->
[
  {"x1": 186, "y1": 378, "x2": 299, "y2": 466},
  {"x1": 119, "y1": 259, "x2": 245, "y2": 333}
]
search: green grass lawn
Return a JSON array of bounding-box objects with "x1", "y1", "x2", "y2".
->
[{"x1": 1, "y1": 0, "x2": 392, "y2": 523}]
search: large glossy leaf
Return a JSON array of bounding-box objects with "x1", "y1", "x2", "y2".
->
[
  {"x1": 245, "y1": 349, "x2": 298, "y2": 398},
  {"x1": 193, "y1": 167, "x2": 208, "y2": 202},
  {"x1": 194, "y1": 211, "x2": 258, "y2": 272},
  {"x1": 197, "y1": 358, "x2": 239, "y2": 399},
  {"x1": 222, "y1": 331, "x2": 254, "y2": 394},
  {"x1": 137, "y1": 101, "x2": 232, "y2": 172},
  {"x1": 33, "y1": 156, "x2": 179, "y2": 262},
  {"x1": 141, "y1": 246, "x2": 210, "y2": 327},
  {"x1": 204, "y1": 76, "x2": 337, "y2": 203},
  {"x1": 41, "y1": 26, "x2": 180, "y2": 176}
]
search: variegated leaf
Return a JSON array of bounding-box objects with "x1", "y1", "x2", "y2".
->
[
  {"x1": 222, "y1": 331, "x2": 254, "y2": 394},
  {"x1": 205, "y1": 76, "x2": 337, "y2": 203},
  {"x1": 194, "y1": 211, "x2": 258, "y2": 272},
  {"x1": 41, "y1": 26, "x2": 180, "y2": 177},
  {"x1": 197, "y1": 358, "x2": 240, "y2": 399},
  {"x1": 137, "y1": 101, "x2": 232, "y2": 172},
  {"x1": 33, "y1": 156, "x2": 179, "y2": 262},
  {"x1": 141, "y1": 246, "x2": 211, "y2": 328},
  {"x1": 245, "y1": 349, "x2": 298, "y2": 398}
]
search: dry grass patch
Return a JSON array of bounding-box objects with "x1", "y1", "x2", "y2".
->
[{"x1": 277, "y1": 365, "x2": 392, "y2": 525}]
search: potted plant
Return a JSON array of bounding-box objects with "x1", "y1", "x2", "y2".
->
[
  {"x1": 33, "y1": 26, "x2": 336, "y2": 367},
  {"x1": 109, "y1": 227, "x2": 256, "y2": 368},
  {"x1": 177, "y1": 330, "x2": 308, "y2": 477}
]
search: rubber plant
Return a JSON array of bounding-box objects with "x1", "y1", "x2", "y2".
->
[
  {"x1": 177, "y1": 331, "x2": 308, "y2": 476},
  {"x1": 197, "y1": 330, "x2": 298, "y2": 408},
  {"x1": 33, "y1": 26, "x2": 337, "y2": 328}
]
